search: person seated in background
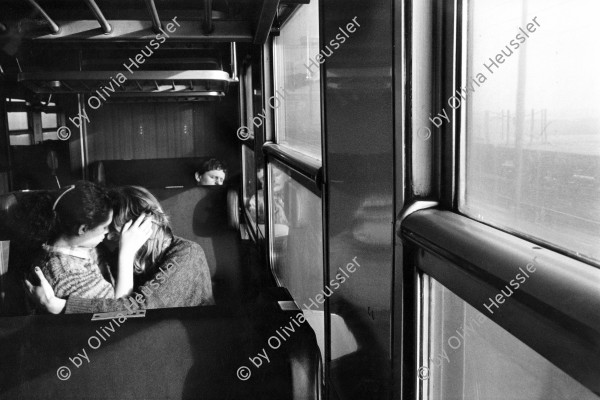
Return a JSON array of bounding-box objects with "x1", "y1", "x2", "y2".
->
[{"x1": 195, "y1": 158, "x2": 227, "y2": 186}]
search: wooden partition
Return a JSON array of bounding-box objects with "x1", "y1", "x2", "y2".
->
[{"x1": 84, "y1": 98, "x2": 239, "y2": 173}]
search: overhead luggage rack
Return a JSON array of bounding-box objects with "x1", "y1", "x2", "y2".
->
[{"x1": 17, "y1": 70, "x2": 233, "y2": 97}]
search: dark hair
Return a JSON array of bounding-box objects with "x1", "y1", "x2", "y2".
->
[
  {"x1": 21, "y1": 181, "x2": 111, "y2": 245},
  {"x1": 53, "y1": 181, "x2": 112, "y2": 238},
  {"x1": 201, "y1": 158, "x2": 227, "y2": 175}
]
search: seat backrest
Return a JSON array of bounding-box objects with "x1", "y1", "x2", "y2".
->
[
  {"x1": 94, "y1": 158, "x2": 243, "y2": 303},
  {"x1": 90, "y1": 158, "x2": 213, "y2": 187},
  {"x1": 149, "y1": 186, "x2": 242, "y2": 303},
  {"x1": 0, "y1": 190, "x2": 55, "y2": 315}
]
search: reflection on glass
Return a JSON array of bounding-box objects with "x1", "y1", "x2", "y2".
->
[
  {"x1": 461, "y1": 0, "x2": 600, "y2": 263},
  {"x1": 327, "y1": 194, "x2": 394, "y2": 400},
  {"x1": 246, "y1": 169, "x2": 264, "y2": 225},
  {"x1": 268, "y1": 162, "x2": 323, "y2": 357},
  {"x1": 273, "y1": 0, "x2": 322, "y2": 160},
  {"x1": 244, "y1": 64, "x2": 255, "y2": 140},
  {"x1": 242, "y1": 146, "x2": 257, "y2": 231},
  {"x1": 247, "y1": 166, "x2": 290, "y2": 234},
  {"x1": 351, "y1": 196, "x2": 393, "y2": 246},
  {"x1": 426, "y1": 278, "x2": 599, "y2": 400}
]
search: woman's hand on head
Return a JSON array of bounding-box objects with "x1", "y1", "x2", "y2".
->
[
  {"x1": 115, "y1": 214, "x2": 152, "y2": 297},
  {"x1": 119, "y1": 213, "x2": 154, "y2": 258},
  {"x1": 24, "y1": 267, "x2": 66, "y2": 314}
]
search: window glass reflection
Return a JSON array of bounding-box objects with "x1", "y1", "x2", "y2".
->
[
  {"x1": 242, "y1": 146, "x2": 257, "y2": 231},
  {"x1": 426, "y1": 278, "x2": 599, "y2": 400},
  {"x1": 268, "y1": 162, "x2": 324, "y2": 357},
  {"x1": 461, "y1": 0, "x2": 600, "y2": 263},
  {"x1": 273, "y1": 0, "x2": 322, "y2": 160}
]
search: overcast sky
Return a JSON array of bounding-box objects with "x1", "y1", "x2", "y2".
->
[{"x1": 469, "y1": 0, "x2": 599, "y2": 120}]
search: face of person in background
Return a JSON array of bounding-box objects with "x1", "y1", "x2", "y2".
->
[
  {"x1": 196, "y1": 169, "x2": 226, "y2": 186},
  {"x1": 271, "y1": 168, "x2": 288, "y2": 193},
  {"x1": 257, "y1": 168, "x2": 288, "y2": 192}
]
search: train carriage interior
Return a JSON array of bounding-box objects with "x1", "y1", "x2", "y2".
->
[{"x1": 0, "y1": 0, "x2": 599, "y2": 399}]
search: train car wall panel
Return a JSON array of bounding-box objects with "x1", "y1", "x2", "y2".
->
[
  {"x1": 84, "y1": 98, "x2": 239, "y2": 174},
  {"x1": 322, "y1": 1, "x2": 395, "y2": 399}
]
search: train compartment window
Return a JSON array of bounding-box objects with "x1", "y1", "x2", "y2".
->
[
  {"x1": 7, "y1": 101, "x2": 62, "y2": 145},
  {"x1": 41, "y1": 112, "x2": 57, "y2": 129},
  {"x1": 422, "y1": 277, "x2": 599, "y2": 400},
  {"x1": 7, "y1": 111, "x2": 31, "y2": 146},
  {"x1": 268, "y1": 160, "x2": 324, "y2": 357},
  {"x1": 402, "y1": 0, "x2": 600, "y2": 398},
  {"x1": 267, "y1": 0, "x2": 325, "y2": 358},
  {"x1": 7, "y1": 112, "x2": 28, "y2": 131},
  {"x1": 242, "y1": 145, "x2": 259, "y2": 233},
  {"x1": 460, "y1": 0, "x2": 600, "y2": 264},
  {"x1": 273, "y1": 0, "x2": 322, "y2": 161}
]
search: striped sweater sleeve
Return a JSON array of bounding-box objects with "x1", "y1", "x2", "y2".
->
[
  {"x1": 41, "y1": 254, "x2": 115, "y2": 299},
  {"x1": 64, "y1": 237, "x2": 214, "y2": 313}
]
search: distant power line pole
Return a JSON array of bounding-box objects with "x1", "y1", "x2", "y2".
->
[{"x1": 514, "y1": 0, "x2": 528, "y2": 213}]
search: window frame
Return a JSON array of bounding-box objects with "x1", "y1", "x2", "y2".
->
[
  {"x1": 455, "y1": 1, "x2": 599, "y2": 268},
  {"x1": 264, "y1": 0, "x2": 329, "y2": 390},
  {"x1": 266, "y1": 0, "x2": 325, "y2": 284},
  {"x1": 239, "y1": 57, "x2": 263, "y2": 243},
  {"x1": 271, "y1": 1, "x2": 323, "y2": 162},
  {"x1": 6, "y1": 101, "x2": 63, "y2": 145},
  {"x1": 400, "y1": 0, "x2": 600, "y2": 397}
]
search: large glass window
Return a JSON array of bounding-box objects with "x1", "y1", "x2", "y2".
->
[
  {"x1": 423, "y1": 278, "x2": 599, "y2": 400},
  {"x1": 273, "y1": 0, "x2": 322, "y2": 160},
  {"x1": 7, "y1": 112, "x2": 28, "y2": 131},
  {"x1": 461, "y1": 0, "x2": 600, "y2": 264},
  {"x1": 268, "y1": 162, "x2": 324, "y2": 357},
  {"x1": 41, "y1": 112, "x2": 57, "y2": 129}
]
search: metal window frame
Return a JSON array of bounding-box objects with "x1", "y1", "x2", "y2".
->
[
  {"x1": 265, "y1": 1, "x2": 327, "y2": 394},
  {"x1": 400, "y1": 0, "x2": 600, "y2": 397},
  {"x1": 263, "y1": 143, "x2": 321, "y2": 197},
  {"x1": 402, "y1": 209, "x2": 600, "y2": 395}
]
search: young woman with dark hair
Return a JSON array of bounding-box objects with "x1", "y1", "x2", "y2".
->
[{"x1": 35, "y1": 181, "x2": 153, "y2": 300}]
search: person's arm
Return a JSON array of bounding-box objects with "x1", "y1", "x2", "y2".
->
[
  {"x1": 114, "y1": 213, "x2": 154, "y2": 298},
  {"x1": 25, "y1": 267, "x2": 67, "y2": 314},
  {"x1": 44, "y1": 257, "x2": 116, "y2": 299},
  {"x1": 29, "y1": 239, "x2": 214, "y2": 314}
]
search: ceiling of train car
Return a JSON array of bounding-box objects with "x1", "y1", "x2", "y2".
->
[{"x1": 0, "y1": 0, "x2": 306, "y2": 99}]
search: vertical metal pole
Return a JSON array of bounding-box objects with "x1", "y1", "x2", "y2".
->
[
  {"x1": 77, "y1": 94, "x2": 88, "y2": 180},
  {"x1": 514, "y1": 0, "x2": 528, "y2": 213},
  {"x1": 231, "y1": 42, "x2": 238, "y2": 81},
  {"x1": 203, "y1": 0, "x2": 214, "y2": 33}
]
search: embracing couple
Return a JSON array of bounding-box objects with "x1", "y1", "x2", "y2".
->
[{"x1": 25, "y1": 181, "x2": 214, "y2": 314}]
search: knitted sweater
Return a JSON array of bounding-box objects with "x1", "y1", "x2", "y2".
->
[
  {"x1": 65, "y1": 236, "x2": 214, "y2": 313},
  {"x1": 40, "y1": 244, "x2": 115, "y2": 299}
]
